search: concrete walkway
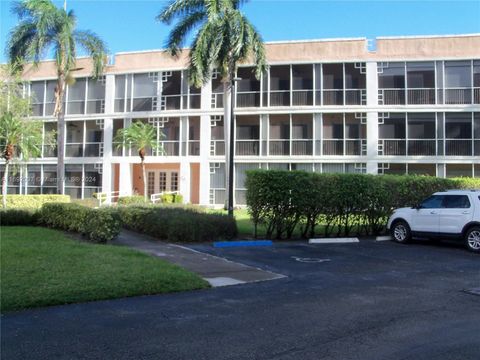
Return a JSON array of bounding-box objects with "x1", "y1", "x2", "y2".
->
[{"x1": 112, "y1": 230, "x2": 285, "y2": 287}]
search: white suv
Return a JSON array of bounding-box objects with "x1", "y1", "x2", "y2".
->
[{"x1": 387, "y1": 190, "x2": 480, "y2": 253}]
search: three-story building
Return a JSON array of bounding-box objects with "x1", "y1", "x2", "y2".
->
[{"x1": 2, "y1": 34, "x2": 479, "y2": 205}]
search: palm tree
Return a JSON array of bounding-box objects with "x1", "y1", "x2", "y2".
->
[
  {"x1": 7, "y1": 0, "x2": 107, "y2": 195},
  {"x1": 157, "y1": 0, "x2": 267, "y2": 212},
  {"x1": 0, "y1": 114, "x2": 45, "y2": 208},
  {"x1": 114, "y1": 122, "x2": 164, "y2": 202}
]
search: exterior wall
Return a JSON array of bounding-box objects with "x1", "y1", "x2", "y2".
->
[{"x1": 4, "y1": 34, "x2": 479, "y2": 205}]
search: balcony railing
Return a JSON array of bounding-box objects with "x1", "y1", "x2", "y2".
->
[
  {"x1": 380, "y1": 139, "x2": 407, "y2": 156},
  {"x1": 132, "y1": 97, "x2": 155, "y2": 111},
  {"x1": 445, "y1": 139, "x2": 473, "y2": 156},
  {"x1": 270, "y1": 90, "x2": 290, "y2": 106},
  {"x1": 66, "y1": 143, "x2": 83, "y2": 157},
  {"x1": 212, "y1": 93, "x2": 223, "y2": 108},
  {"x1": 474, "y1": 88, "x2": 480, "y2": 104},
  {"x1": 475, "y1": 140, "x2": 480, "y2": 156},
  {"x1": 444, "y1": 88, "x2": 472, "y2": 105},
  {"x1": 323, "y1": 139, "x2": 344, "y2": 155},
  {"x1": 84, "y1": 143, "x2": 103, "y2": 157},
  {"x1": 345, "y1": 89, "x2": 365, "y2": 105},
  {"x1": 345, "y1": 139, "x2": 363, "y2": 155},
  {"x1": 407, "y1": 139, "x2": 436, "y2": 156},
  {"x1": 210, "y1": 140, "x2": 225, "y2": 156},
  {"x1": 292, "y1": 140, "x2": 313, "y2": 155},
  {"x1": 163, "y1": 95, "x2": 182, "y2": 110},
  {"x1": 188, "y1": 141, "x2": 200, "y2": 156},
  {"x1": 269, "y1": 140, "x2": 289, "y2": 155},
  {"x1": 292, "y1": 90, "x2": 313, "y2": 106},
  {"x1": 236, "y1": 140, "x2": 259, "y2": 156},
  {"x1": 379, "y1": 89, "x2": 405, "y2": 105},
  {"x1": 237, "y1": 91, "x2": 260, "y2": 107},
  {"x1": 159, "y1": 141, "x2": 180, "y2": 156},
  {"x1": 407, "y1": 88, "x2": 435, "y2": 105},
  {"x1": 42, "y1": 145, "x2": 57, "y2": 157},
  {"x1": 188, "y1": 94, "x2": 201, "y2": 109},
  {"x1": 323, "y1": 90, "x2": 343, "y2": 105}
]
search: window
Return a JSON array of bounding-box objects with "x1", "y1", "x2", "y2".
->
[
  {"x1": 236, "y1": 67, "x2": 260, "y2": 107},
  {"x1": 442, "y1": 195, "x2": 470, "y2": 209},
  {"x1": 270, "y1": 65, "x2": 290, "y2": 106},
  {"x1": 378, "y1": 62, "x2": 405, "y2": 105},
  {"x1": 420, "y1": 195, "x2": 444, "y2": 209},
  {"x1": 67, "y1": 78, "x2": 86, "y2": 114},
  {"x1": 30, "y1": 81, "x2": 45, "y2": 116},
  {"x1": 86, "y1": 78, "x2": 105, "y2": 113}
]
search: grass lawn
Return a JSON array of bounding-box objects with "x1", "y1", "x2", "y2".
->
[{"x1": 0, "y1": 226, "x2": 209, "y2": 312}]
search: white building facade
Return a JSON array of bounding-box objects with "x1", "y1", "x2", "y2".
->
[{"x1": 2, "y1": 34, "x2": 480, "y2": 205}]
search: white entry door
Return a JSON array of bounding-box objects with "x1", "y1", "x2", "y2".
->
[{"x1": 147, "y1": 170, "x2": 179, "y2": 196}]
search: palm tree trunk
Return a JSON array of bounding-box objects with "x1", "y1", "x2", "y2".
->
[
  {"x1": 141, "y1": 160, "x2": 147, "y2": 202},
  {"x1": 2, "y1": 160, "x2": 9, "y2": 209},
  {"x1": 55, "y1": 78, "x2": 66, "y2": 195}
]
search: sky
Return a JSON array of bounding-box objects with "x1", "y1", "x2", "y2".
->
[{"x1": 0, "y1": 0, "x2": 479, "y2": 63}]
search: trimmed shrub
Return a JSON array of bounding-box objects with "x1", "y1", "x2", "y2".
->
[
  {"x1": 0, "y1": 195, "x2": 70, "y2": 209},
  {"x1": 117, "y1": 195, "x2": 147, "y2": 206},
  {"x1": 117, "y1": 205, "x2": 237, "y2": 242},
  {"x1": 160, "y1": 193, "x2": 183, "y2": 204},
  {"x1": 0, "y1": 208, "x2": 40, "y2": 226},
  {"x1": 246, "y1": 170, "x2": 480, "y2": 239},
  {"x1": 40, "y1": 203, "x2": 121, "y2": 243}
]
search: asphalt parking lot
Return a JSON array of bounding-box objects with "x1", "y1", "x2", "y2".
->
[{"x1": 2, "y1": 239, "x2": 479, "y2": 360}]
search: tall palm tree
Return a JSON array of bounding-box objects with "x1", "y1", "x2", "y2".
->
[
  {"x1": 157, "y1": 0, "x2": 267, "y2": 211},
  {"x1": 7, "y1": 0, "x2": 107, "y2": 195},
  {"x1": 114, "y1": 122, "x2": 164, "y2": 202}
]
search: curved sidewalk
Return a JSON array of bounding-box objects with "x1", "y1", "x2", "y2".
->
[{"x1": 112, "y1": 230, "x2": 285, "y2": 287}]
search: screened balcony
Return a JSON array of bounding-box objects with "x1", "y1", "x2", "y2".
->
[
  {"x1": 322, "y1": 114, "x2": 344, "y2": 155},
  {"x1": 132, "y1": 73, "x2": 157, "y2": 111},
  {"x1": 444, "y1": 61, "x2": 472, "y2": 105},
  {"x1": 406, "y1": 62, "x2": 435, "y2": 105},
  {"x1": 158, "y1": 117, "x2": 180, "y2": 156},
  {"x1": 292, "y1": 65, "x2": 313, "y2": 106},
  {"x1": 323, "y1": 64, "x2": 344, "y2": 105},
  {"x1": 291, "y1": 114, "x2": 313, "y2": 155},
  {"x1": 236, "y1": 115, "x2": 260, "y2": 156},
  {"x1": 42, "y1": 122, "x2": 57, "y2": 157},
  {"x1": 162, "y1": 71, "x2": 182, "y2": 110},
  {"x1": 236, "y1": 67, "x2": 260, "y2": 107},
  {"x1": 210, "y1": 117, "x2": 225, "y2": 156},
  {"x1": 65, "y1": 120, "x2": 104, "y2": 157},
  {"x1": 211, "y1": 74, "x2": 224, "y2": 108},
  {"x1": 406, "y1": 113, "x2": 436, "y2": 156},
  {"x1": 322, "y1": 114, "x2": 365, "y2": 156},
  {"x1": 379, "y1": 114, "x2": 407, "y2": 155},
  {"x1": 269, "y1": 114, "x2": 290, "y2": 155},
  {"x1": 378, "y1": 62, "x2": 406, "y2": 105},
  {"x1": 270, "y1": 66, "x2": 290, "y2": 106},
  {"x1": 187, "y1": 117, "x2": 200, "y2": 156},
  {"x1": 445, "y1": 113, "x2": 473, "y2": 156}
]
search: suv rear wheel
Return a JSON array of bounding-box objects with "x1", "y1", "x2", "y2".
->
[
  {"x1": 465, "y1": 226, "x2": 480, "y2": 253},
  {"x1": 391, "y1": 220, "x2": 411, "y2": 244}
]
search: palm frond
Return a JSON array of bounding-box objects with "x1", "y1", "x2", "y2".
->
[
  {"x1": 73, "y1": 30, "x2": 108, "y2": 78},
  {"x1": 157, "y1": 0, "x2": 204, "y2": 25},
  {"x1": 166, "y1": 10, "x2": 206, "y2": 56}
]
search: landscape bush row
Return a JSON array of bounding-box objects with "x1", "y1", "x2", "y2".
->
[
  {"x1": 117, "y1": 205, "x2": 237, "y2": 242},
  {"x1": 246, "y1": 170, "x2": 480, "y2": 239},
  {"x1": 40, "y1": 203, "x2": 122, "y2": 243},
  {"x1": 0, "y1": 194, "x2": 70, "y2": 209},
  {"x1": 117, "y1": 193, "x2": 184, "y2": 206}
]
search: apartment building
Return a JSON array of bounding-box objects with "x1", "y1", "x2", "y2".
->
[{"x1": 2, "y1": 34, "x2": 480, "y2": 205}]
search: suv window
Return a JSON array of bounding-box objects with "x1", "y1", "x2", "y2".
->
[
  {"x1": 420, "y1": 195, "x2": 445, "y2": 209},
  {"x1": 442, "y1": 195, "x2": 471, "y2": 209}
]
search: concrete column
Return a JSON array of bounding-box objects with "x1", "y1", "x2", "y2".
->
[
  {"x1": 119, "y1": 162, "x2": 132, "y2": 196},
  {"x1": 101, "y1": 118, "x2": 113, "y2": 202},
  {"x1": 366, "y1": 61, "x2": 379, "y2": 174},
  {"x1": 179, "y1": 160, "x2": 190, "y2": 203},
  {"x1": 199, "y1": 114, "x2": 211, "y2": 205}
]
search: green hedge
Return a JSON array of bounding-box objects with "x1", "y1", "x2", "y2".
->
[
  {"x1": 0, "y1": 209, "x2": 40, "y2": 226},
  {"x1": 117, "y1": 206, "x2": 237, "y2": 242},
  {"x1": 40, "y1": 203, "x2": 121, "y2": 243},
  {"x1": 160, "y1": 193, "x2": 183, "y2": 204},
  {"x1": 246, "y1": 170, "x2": 480, "y2": 239},
  {"x1": 0, "y1": 195, "x2": 70, "y2": 209},
  {"x1": 117, "y1": 195, "x2": 147, "y2": 206}
]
